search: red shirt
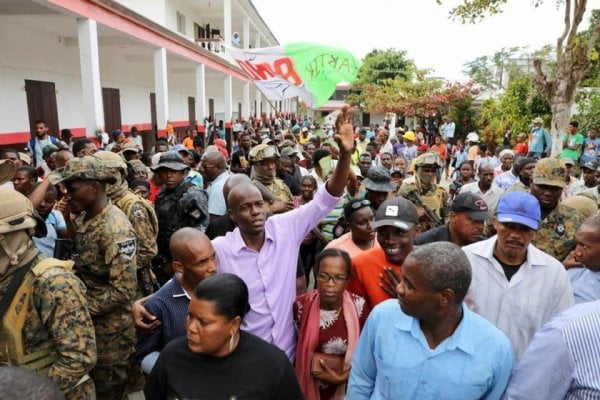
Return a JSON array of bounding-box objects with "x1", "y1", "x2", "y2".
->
[
  {"x1": 347, "y1": 247, "x2": 402, "y2": 309},
  {"x1": 430, "y1": 144, "x2": 447, "y2": 161},
  {"x1": 513, "y1": 142, "x2": 528, "y2": 155}
]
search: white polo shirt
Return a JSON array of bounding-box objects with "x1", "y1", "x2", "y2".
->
[{"x1": 459, "y1": 181, "x2": 504, "y2": 212}]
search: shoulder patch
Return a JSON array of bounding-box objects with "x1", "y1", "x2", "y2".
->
[{"x1": 116, "y1": 238, "x2": 136, "y2": 260}]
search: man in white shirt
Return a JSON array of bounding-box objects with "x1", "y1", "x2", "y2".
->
[
  {"x1": 459, "y1": 163, "x2": 504, "y2": 211},
  {"x1": 462, "y1": 191, "x2": 574, "y2": 361}
]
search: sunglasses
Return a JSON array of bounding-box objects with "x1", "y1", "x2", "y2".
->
[{"x1": 350, "y1": 199, "x2": 371, "y2": 209}]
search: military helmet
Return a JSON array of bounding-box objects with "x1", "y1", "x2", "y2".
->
[
  {"x1": 51, "y1": 155, "x2": 118, "y2": 184},
  {"x1": 249, "y1": 144, "x2": 279, "y2": 162},
  {"x1": 94, "y1": 151, "x2": 128, "y2": 174},
  {"x1": 0, "y1": 189, "x2": 44, "y2": 235},
  {"x1": 414, "y1": 152, "x2": 443, "y2": 168}
]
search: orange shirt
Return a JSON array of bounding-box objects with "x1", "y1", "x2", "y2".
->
[
  {"x1": 325, "y1": 232, "x2": 381, "y2": 259},
  {"x1": 182, "y1": 136, "x2": 195, "y2": 150},
  {"x1": 347, "y1": 247, "x2": 402, "y2": 309},
  {"x1": 430, "y1": 144, "x2": 447, "y2": 161}
]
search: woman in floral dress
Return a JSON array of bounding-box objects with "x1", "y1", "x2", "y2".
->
[{"x1": 294, "y1": 249, "x2": 369, "y2": 400}]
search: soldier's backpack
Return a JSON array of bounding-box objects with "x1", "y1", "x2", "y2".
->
[{"x1": 0, "y1": 258, "x2": 73, "y2": 372}]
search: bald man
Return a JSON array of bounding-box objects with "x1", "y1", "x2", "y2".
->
[
  {"x1": 206, "y1": 173, "x2": 252, "y2": 240},
  {"x1": 55, "y1": 149, "x2": 73, "y2": 169},
  {"x1": 201, "y1": 151, "x2": 230, "y2": 219},
  {"x1": 136, "y1": 227, "x2": 217, "y2": 373}
]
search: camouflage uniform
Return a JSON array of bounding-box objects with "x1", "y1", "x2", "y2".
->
[
  {"x1": 56, "y1": 156, "x2": 138, "y2": 400},
  {"x1": 0, "y1": 189, "x2": 96, "y2": 400},
  {"x1": 533, "y1": 203, "x2": 583, "y2": 261},
  {"x1": 505, "y1": 180, "x2": 530, "y2": 194},
  {"x1": 399, "y1": 153, "x2": 449, "y2": 232},
  {"x1": 95, "y1": 151, "x2": 158, "y2": 297},
  {"x1": 530, "y1": 157, "x2": 584, "y2": 261},
  {"x1": 249, "y1": 144, "x2": 293, "y2": 203}
]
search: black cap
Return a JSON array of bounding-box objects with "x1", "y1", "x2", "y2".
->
[
  {"x1": 363, "y1": 166, "x2": 397, "y2": 193},
  {"x1": 373, "y1": 197, "x2": 418, "y2": 231},
  {"x1": 450, "y1": 193, "x2": 489, "y2": 221},
  {"x1": 582, "y1": 161, "x2": 599, "y2": 171}
]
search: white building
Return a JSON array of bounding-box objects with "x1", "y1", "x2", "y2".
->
[{"x1": 0, "y1": 0, "x2": 295, "y2": 149}]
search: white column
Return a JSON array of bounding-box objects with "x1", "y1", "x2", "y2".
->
[
  {"x1": 243, "y1": 82, "x2": 250, "y2": 120},
  {"x1": 153, "y1": 47, "x2": 169, "y2": 132},
  {"x1": 77, "y1": 18, "x2": 104, "y2": 138},
  {"x1": 223, "y1": 0, "x2": 232, "y2": 46},
  {"x1": 195, "y1": 63, "x2": 206, "y2": 123},
  {"x1": 243, "y1": 17, "x2": 250, "y2": 49},
  {"x1": 224, "y1": 75, "x2": 233, "y2": 121}
]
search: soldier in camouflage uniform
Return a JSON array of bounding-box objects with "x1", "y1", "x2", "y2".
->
[
  {"x1": 249, "y1": 144, "x2": 293, "y2": 203},
  {"x1": 399, "y1": 152, "x2": 449, "y2": 232},
  {"x1": 0, "y1": 188, "x2": 96, "y2": 399},
  {"x1": 95, "y1": 151, "x2": 158, "y2": 297},
  {"x1": 529, "y1": 157, "x2": 584, "y2": 261},
  {"x1": 54, "y1": 156, "x2": 138, "y2": 399}
]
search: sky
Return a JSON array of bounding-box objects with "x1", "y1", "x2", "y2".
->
[{"x1": 252, "y1": 0, "x2": 599, "y2": 81}]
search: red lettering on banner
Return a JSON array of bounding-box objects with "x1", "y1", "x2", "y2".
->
[{"x1": 273, "y1": 57, "x2": 302, "y2": 85}]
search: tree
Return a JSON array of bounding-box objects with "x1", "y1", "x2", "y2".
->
[
  {"x1": 356, "y1": 49, "x2": 416, "y2": 85},
  {"x1": 441, "y1": 0, "x2": 600, "y2": 155}
]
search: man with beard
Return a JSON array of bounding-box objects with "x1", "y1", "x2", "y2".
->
[
  {"x1": 230, "y1": 132, "x2": 252, "y2": 175},
  {"x1": 249, "y1": 144, "x2": 293, "y2": 204},
  {"x1": 151, "y1": 152, "x2": 209, "y2": 283},
  {"x1": 530, "y1": 158, "x2": 584, "y2": 262},
  {"x1": 462, "y1": 191, "x2": 573, "y2": 361},
  {"x1": 348, "y1": 197, "x2": 419, "y2": 308},
  {"x1": 506, "y1": 157, "x2": 537, "y2": 193},
  {"x1": 459, "y1": 164, "x2": 504, "y2": 212},
  {"x1": 414, "y1": 192, "x2": 488, "y2": 246},
  {"x1": 399, "y1": 153, "x2": 449, "y2": 232}
]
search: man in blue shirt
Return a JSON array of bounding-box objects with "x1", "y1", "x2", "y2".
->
[
  {"x1": 136, "y1": 227, "x2": 217, "y2": 373},
  {"x1": 348, "y1": 242, "x2": 513, "y2": 400},
  {"x1": 565, "y1": 215, "x2": 600, "y2": 303},
  {"x1": 505, "y1": 300, "x2": 600, "y2": 399},
  {"x1": 527, "y1": 117, "x2": 552, "y2": 158}
]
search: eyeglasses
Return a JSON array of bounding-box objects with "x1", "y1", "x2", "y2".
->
[
  {"x1": 350, "y1": 199, "x2": 371, "y2": 210},
  {"x1": 316, "y1": 272, "x2": 348, "y2": 284}
]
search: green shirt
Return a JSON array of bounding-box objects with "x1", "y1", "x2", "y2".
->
[{"x1": 560, "y1": 133, "x2": 584, "y2": 161}]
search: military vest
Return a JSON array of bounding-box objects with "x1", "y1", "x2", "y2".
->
[
  {"x1": 115, "y1": 191, "x2": 159, "y2": 236},
  {"x1": 0, "y1": 258, "x2": 73, "y2": 372},
  {"x1": 155, "y1": 181, "x2": 194, "y2": 257}
]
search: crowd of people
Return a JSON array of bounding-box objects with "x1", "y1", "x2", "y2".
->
[{"x1": 0, "y1": 109, "x2": 599, "y2": 400}]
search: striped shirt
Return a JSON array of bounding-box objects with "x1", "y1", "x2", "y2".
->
[
  {"x1": 504, "y1": 300, "x2": 600, "y2": 399},
  {"x1": 462, "y1": 236, "x2": 574, "y2": 361}
]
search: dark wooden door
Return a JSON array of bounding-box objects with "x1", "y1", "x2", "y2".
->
[
  {"x1": 237, "y1": 102, "x2": 242, "y2": 120},
  {"x1": 188, "y1": 96, "x2": 196, "y2": 129},
  {"x1": 208, "y1": 98, "x2": 215, "y2": 122},
  {"x1": 150, "y1": 93, "x2": 157, "y2": 135},
  {"x1": 362, "y1": 112, "x2": 370, "y2": 127},
  {"x1": 102, "y1": 88, "x2": 122, "y2": 133},
  {"x1": 24, "y1": 79, "x2": 59, "y2": 138}
]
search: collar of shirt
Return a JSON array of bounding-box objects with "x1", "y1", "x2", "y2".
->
[
  {"x1": 394, "y1": 303, "x2": 475, "y2": 355},
  {"x1": 170, "y1": 277, "x2": 192, "y2": 300}
]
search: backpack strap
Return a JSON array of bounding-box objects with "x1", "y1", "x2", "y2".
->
[{"x1": 0, "y1": 259, "x2": 36, "y2": 320}]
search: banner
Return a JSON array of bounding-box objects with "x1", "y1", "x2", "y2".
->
[{"x1": 225, "y1": 43, "x2": 362, "y2": 108}]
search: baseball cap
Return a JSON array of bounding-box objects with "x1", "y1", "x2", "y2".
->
[
  {"x1": 496, "y1": 192, "x2": 541, "y2": 230},
  {"x1": 172, "y1": 144, "x2": 192, "y2": 156},
  {"x1": 450, "y1": 193, "x2": 490, "y2": 221},
  {"x1": 559, "y1": 157, "x2": 575, "y2": 167},
  {"x1": 532, "y1": 158, "x2": 567, "y2": 188},
  {"x1": 373, "y1": 197, "x2": 418, "y2": 231},
  {"x1": 581, "y1": 160, "x2": 598, "y2": 171}
]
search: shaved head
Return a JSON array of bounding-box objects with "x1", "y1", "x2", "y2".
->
[
  {"x1": 227, "y1": 183, "x2": 266, "y2": 235},
  {"x1": 223, "y1": 174, "x2": 252, "y2": 200},
  {"x1": 170, "y1": 227, "x2": 213, "y2": 264},
  {"x1": 202, "y1": 151, "x2": 226, "y2": 168},
  {"x1": 228, "y1": 183, "x2": 262, "y2": 211}
]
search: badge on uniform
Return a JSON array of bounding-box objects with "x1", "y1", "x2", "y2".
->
[
  {"x1": 556, "y1": 223, "x2": 565, "y2": 235},
  {"x1": 116, "y1": 238, "x2": 136, "y2": 260}
]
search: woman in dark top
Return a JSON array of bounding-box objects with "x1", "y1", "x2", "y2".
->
[{"x1": 144, "y1": 274, "x2": 303, "y2": 400}]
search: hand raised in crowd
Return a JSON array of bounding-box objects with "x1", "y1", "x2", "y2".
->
[
  {"x1": 379, "y1": 266, "x2": 401, "y2": 298},
  {"x1": 334, "y1": 106, "x2": 355, "y2": 155},
  {"x1": 131, "y1": 296, "x2": 161, "y2": 332}
]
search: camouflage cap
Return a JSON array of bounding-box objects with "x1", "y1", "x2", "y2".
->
[
  {"x1": 414, "y1": 152, "x2": 443, "y2": 168},
  {"x1": 0, "y1": 188, "x2": 46, "y2": 236},
  {"x1": 532, "y1": 158, "x2": 567, "y2": 188},
  {"x1": 248, "y1": 144, "x2": 279, "y2": 162},
  {"x1": 94, "y1": 151, "x2": 128, "y2": 174},
  {"x1": 51, "y1": 155, "x2": 118, "y2": 184}
]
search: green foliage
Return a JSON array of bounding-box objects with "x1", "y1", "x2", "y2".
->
[
  {"x1": 574, "y1": 89, "x2": 600, "y2": 132},
  {"x1": 478, "y1": 75, "x2": 551, "y2": 144},
  {"x1": 438, "y1": 0, "x2": 543, "y2": 23},
  {"x1": 448, "y1": 96, "x2": 478, "y2": 137},
  {"x1": 355, "y1": 49, "x2": 416, "y2": 86}
]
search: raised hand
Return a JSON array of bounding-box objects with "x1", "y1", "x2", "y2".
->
[{"x1": 334, "y1": 106, "x2": 355, "y2": 155}]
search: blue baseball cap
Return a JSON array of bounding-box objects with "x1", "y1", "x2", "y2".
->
[{"x1": 496, "y1": 192, "x2": 541, "y2": 230}]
